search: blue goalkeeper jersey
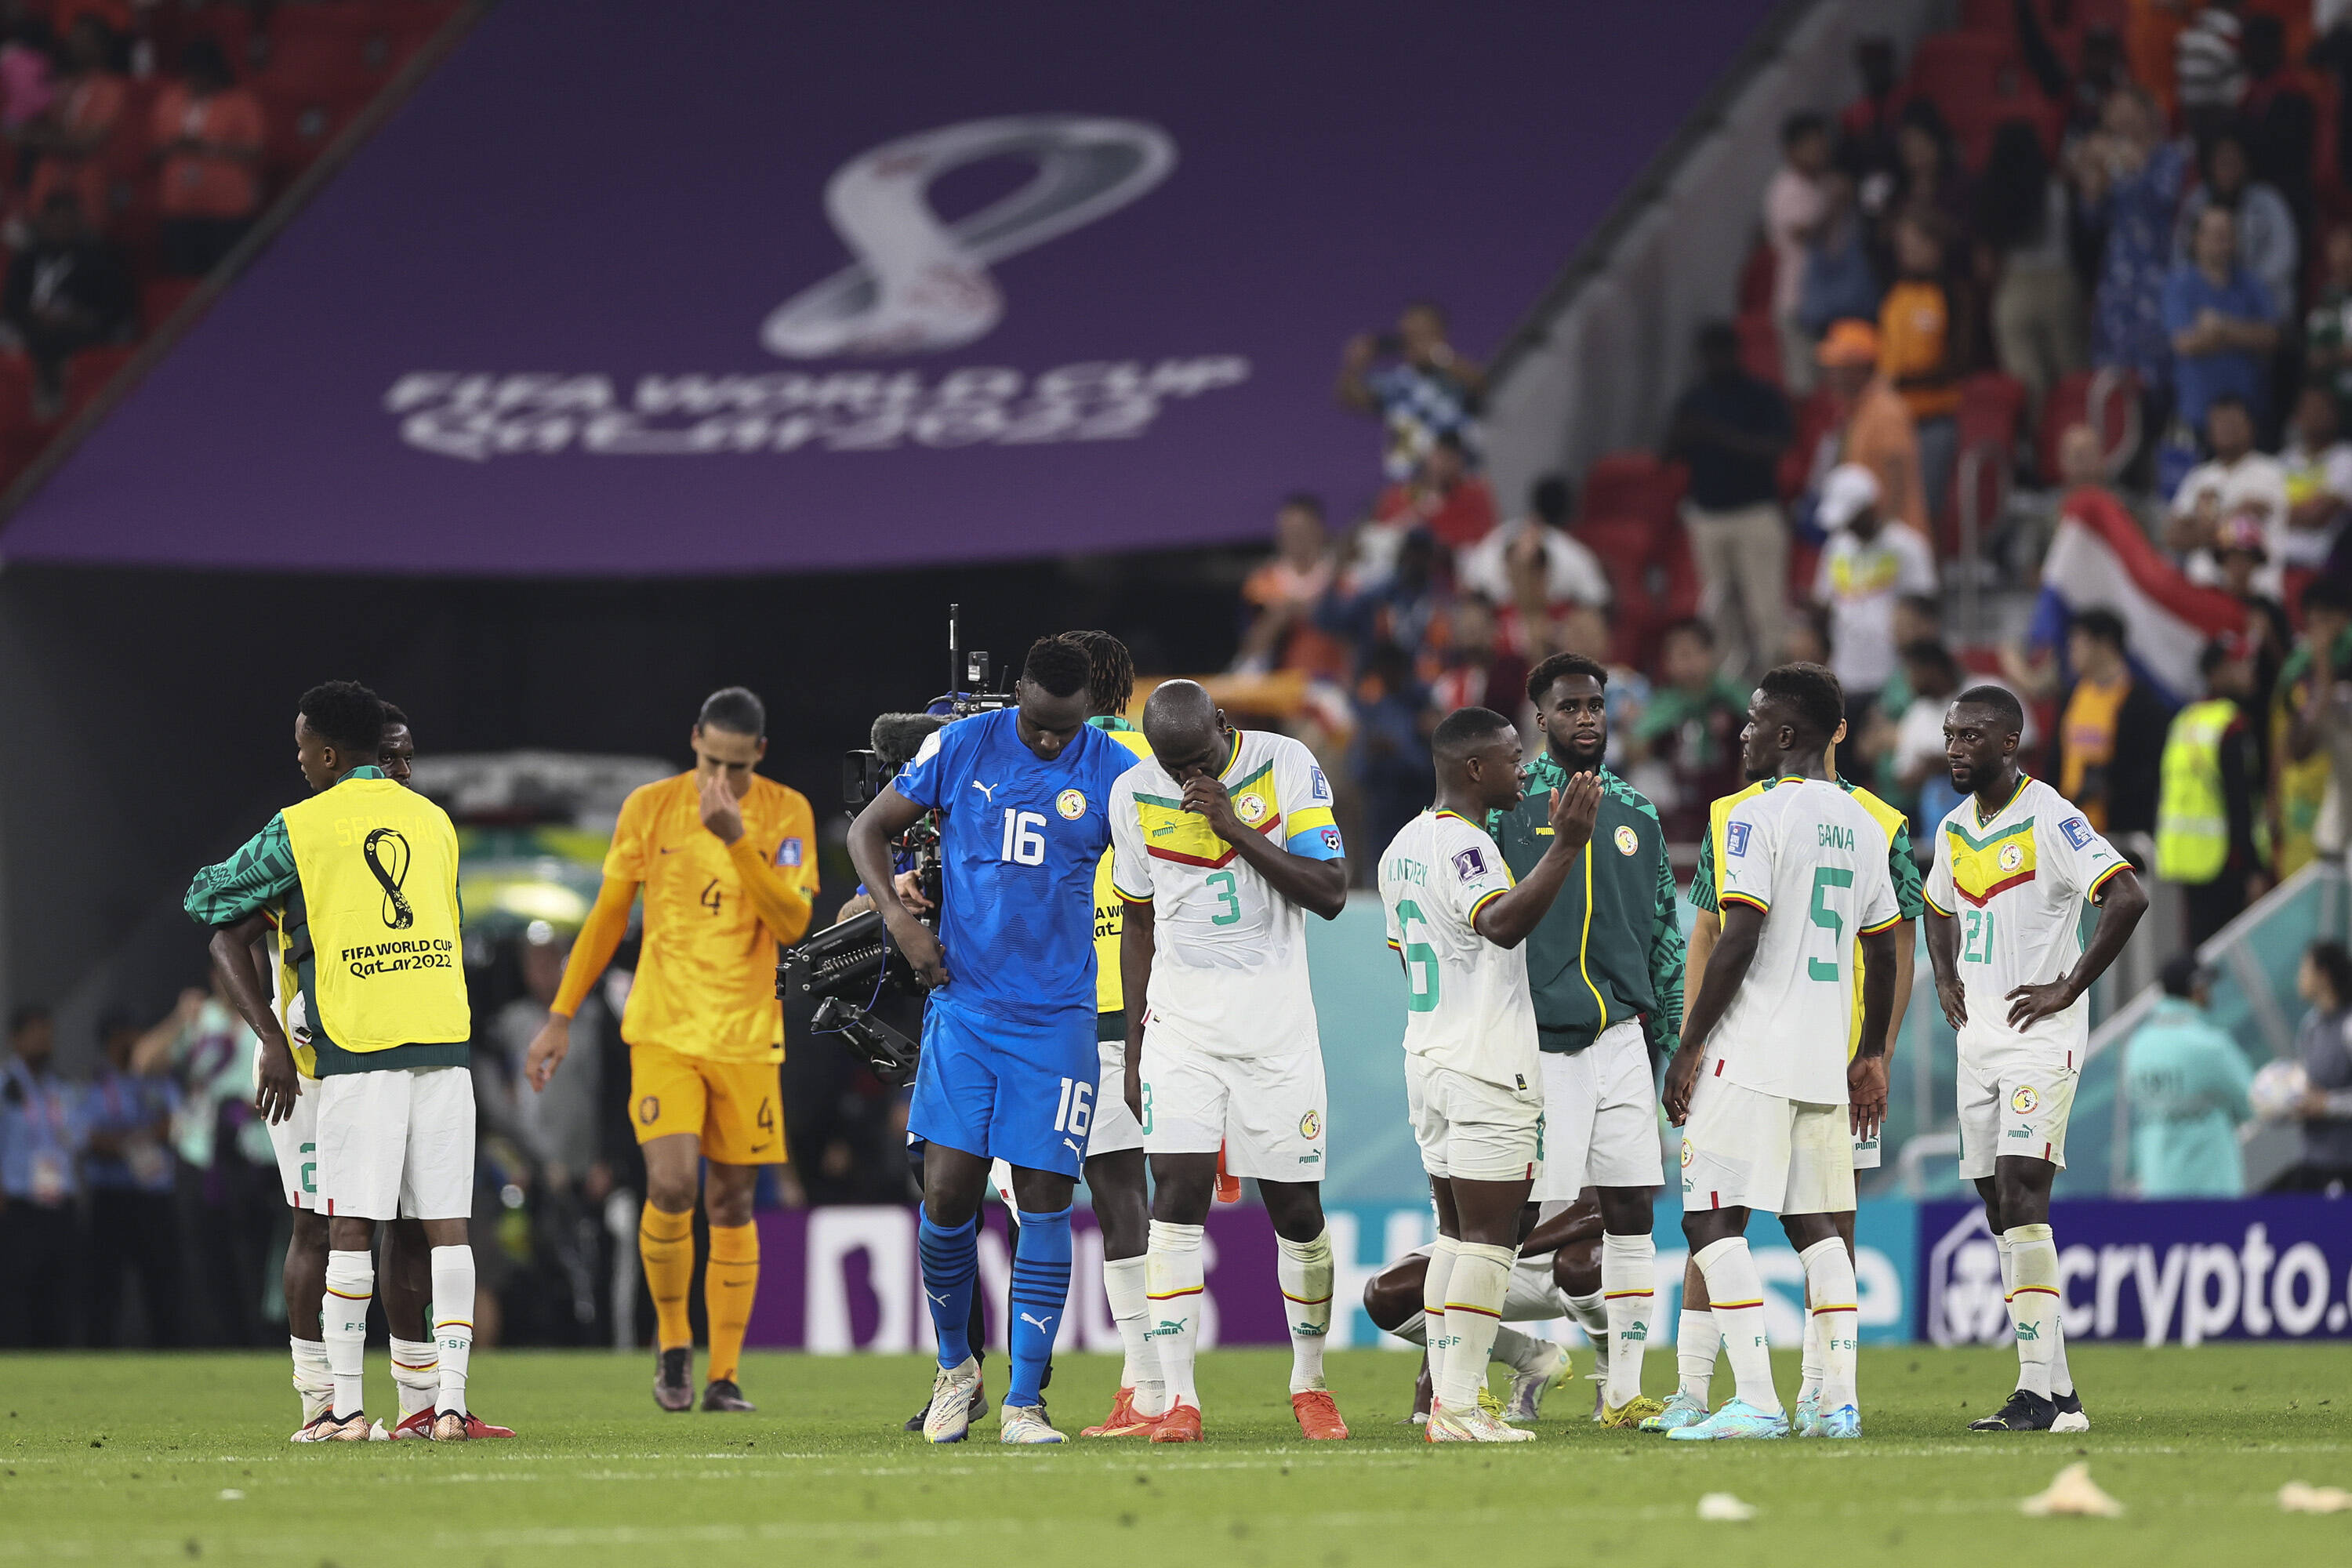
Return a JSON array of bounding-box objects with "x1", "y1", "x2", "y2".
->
[{"x1": 894, "y1": 706, "x2": 1135, "y2": 1022}]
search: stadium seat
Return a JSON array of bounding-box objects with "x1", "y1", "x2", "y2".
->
[
  {"x1": 59, "y1": 343, "x2": 138, "y2": 425},
  {"x1": 1779, "y1": 387, "x2": 1839, "y2": 502},
  {"x1": 1735, "y1": 239, "x2": 1775, "y2": 316},
  {"x1": 1580, "y1": 452, "x2": 1687, "y2": 532},
  {"x1": 1573, "y1": 513, "x2": 1698, "y2": 671},
  {"x1": 141, "y1": 276, "x2": 203, "y2": 333},
  {"x1": 2036, "y1": 366, "x2": 2140, "y2": 485},
  {"x1": 1735, "y1": 311, "x2": 1781, "y2": 387},
  {"x1": 1906, "y1": 31, "x2": 2051, "y2": 164},
  {"x1": 0, "y1": 351, "x2": 38, "y2": 436},
  {"x1": 1946, "y1": 372, "x2": 2029, "y2": 549}
]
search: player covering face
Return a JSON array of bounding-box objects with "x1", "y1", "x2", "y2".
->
[{"x1": 1107, "y1": 680, "x2": 1351, "y2": 1443}]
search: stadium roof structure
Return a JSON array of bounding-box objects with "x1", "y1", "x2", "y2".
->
[{"x1": 0, "y1": 0, "x2": 1777, "y2": 576}]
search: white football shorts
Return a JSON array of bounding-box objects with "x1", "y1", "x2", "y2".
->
[
  {"x1": 1531, "y1": 1020, "x2": 1663, "y2": 1200},
  {"x1": 1404, "y1": 1052, "x2": 1542, "y2": 1184},
  {"x1": 1139, "y1": 1028, "x2": 1327, "y2": 1181},
  {"x1": 316, "y1": 1065, "x2": 476, "y2": 1221},
  {"x1": 1956, "y1": 1033, "x2": 2078, "y2": 1179},
  {"x1": 263, "y1": 1074, "x2": 321, "y2": 1210},
  {"x1": 1679, "y1": 1073, "x2": 1854, "y2": 1217},
  {"x1": 1087, "y1": 1034, "x2": 1145, "y2": 1159}
]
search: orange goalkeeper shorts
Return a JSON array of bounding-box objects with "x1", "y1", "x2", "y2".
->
[{"x1": 628, "y1": 1041, "x2": 788, "y2": 1165}]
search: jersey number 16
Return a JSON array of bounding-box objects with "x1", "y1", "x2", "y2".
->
[{"x1": 999, "y1": 808, "x2": 1047, "y2": 866}]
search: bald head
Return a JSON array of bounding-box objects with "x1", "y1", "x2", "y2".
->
[{"x1": 1142, "y1": 680, "x2": 1230, "y2": 781}]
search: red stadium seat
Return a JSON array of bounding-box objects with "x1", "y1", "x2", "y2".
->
[
  {"x1": 1573, "y1": 514, "x2": 1700, "y2": 672},
  {"x1": 1906, "y1": 31, "x2": 2051, "y2": 164},
  {"x1": 0, "y1": 351, "x2": 38, "y2": 434},
  {"x1": 141, "y1": 275, "x2": 203, "y2": 332},
  {"x1": 59, "y1": 343, "x2": 138, "y2": 425},
  {"x1": 1958, "y1": 0, "x2": 2013, "y2": 37},
  {"x1": 1780, "y1": 387, "x2": 1839, "y2": 502},
  {"x1": 1581, "y1": 451, "x2": 1687, "y2": 532},
  {"x1": 1736, "y1": 239, "x2": 1775, "y2": 315},
  {"x1": 1736, "y1": 311, "x2": 1781, "y2": 387},
  {"x1": 2036, "y1": 366, "x2": 2139, "y2": 485}
]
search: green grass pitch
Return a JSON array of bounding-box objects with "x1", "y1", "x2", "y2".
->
[{"x1": 2, "y1": 1345, "x2": 2344, "y2": 1566}]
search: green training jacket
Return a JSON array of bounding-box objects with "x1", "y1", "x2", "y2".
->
[{"x1": 1488, "y1": 754, "x2": 1684, "y2": 1057}]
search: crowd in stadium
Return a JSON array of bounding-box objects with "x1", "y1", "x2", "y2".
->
[{"x1": 9, "y1": 0, "x2": 2352, "y2": 1355}]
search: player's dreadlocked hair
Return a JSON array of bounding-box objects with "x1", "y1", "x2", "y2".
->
[
  {"x1": 298, "y1": 680, "x2": 387, "y2": 757},
  {"x1": 1757, "y1": 662, "x2": 1845, "y2": 747},
  {"x1": 1061, "y1": 630, "x2": 1134, "y2": 719},
  {"x1": 1022, "y1": 635, "x2": 1093, "y2": 700}
]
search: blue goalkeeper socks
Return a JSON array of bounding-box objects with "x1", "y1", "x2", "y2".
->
[
  {"x1": 917, "y1": 1211, "x2": 978, "y2": 1369},
  {"x1": 1006, "y1": 1205, "x2": 1072, "y2": 1408}
]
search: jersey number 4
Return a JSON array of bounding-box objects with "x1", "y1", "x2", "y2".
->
[
  {"x1": 1808, "y1": 866, "x2": 1851, "y2": 982},
  {"x1": 999, "y1": 809, "x2": 1047, "y2": 866}
]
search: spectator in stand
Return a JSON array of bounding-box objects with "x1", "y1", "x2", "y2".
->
[
  {"x1": 0, "y1": 1005, "x2": 82, "y2": 1347},
  {"x1": 1883, "y1": 638, "x2": 1969, "y2": 833},
  {"x1": 2312, "y1": 13, "x2": 2352, "y2": 220},
  {"x1": 1881, "y1": 99, "x2": 1973, "y2": 266},
  {"x1": 1455, "y1": 474, "x2": 1608, "y2": 651},
  {"x1": 0, "y1": 8, "x2": 55, "y2": 134},
  {"x1": 0, "y1": 191, "x2": 131, "y2": 401},
  {"x1": 1336, "y1": 300, "x2": 1485, "y2": 482},
  {"x1": 2171, "y1": 128, "x2": 2298, "y2": 331},
  {"x1": 1555, "y1": 601, "x2": 1647, "y2": 771},
  {"x1": 1764, "y1": 110, "x2": 1834, "y2": 392},
  {"x1": 2014, "y1": 2, "x2": 2130, "y2": 142},
  {"x1": 154, "y1": 36, "x2": 264, "y2": 277},
  {"x1": 1812, "y1": 319, "x2": 1928, "y2": 548},
  {"x1": 80, "y1": 1010, "x2": 180, "y2": 1348},
  {"x1": 2168, "y1": 394, "x2": 2288, "y2": 598},
  {"x1": 1867, "y1": 591, "x2": 1946, "y2": 730},
  {"x1": 2125, "y1": 955, "x2": 2255, "y2": 1198},
  {"x1": 1348, "y1": 639, "x2": 1432, "y2": 867},
  {"x1": 2052, "y1": 604, "x2": 2172, "y2": 837},
  {"x1": 2274, "y1": 577, "x2": 2352, "y2": 880},
  {"x1": 2074, "y1": 85, "x2": 2193, "y2": 426},
  {"x1": 1781, "y1": 604, "x2": 1832, "y2": 670},
  {"x1": 2175, "y1": 1, "x2": 2248, "y2": 138},
  {"x1": 2281, "y1": 385, "x2": 2352, "y2": 576},
  {"x1": 1234, "y1": 492, "x2": 1349, "y2": 680},
  {"x1": 2165, "y1": 206, "x2": 2280, "y2": 452},
  {"x1": 2238, "y1": 15, "x2": 2316, "y2": 241},
  {"x1": 1812, "y1": 463, "x2": 1936, "y2": 737},
  {"x1": 2278, "y1": 938, "x2": 2352, "y2": 1192},
  {"x1": 2212, "y1": 514, "x2": 2292, "y2": 724},
  {"x1": 2308, "y1": 224, "x2": 2352, "y2": 430},
  {"x1": 1425, "y1": 593, "x2": 1526, "y2": 721},
  {"x1": 2156, "y1": 637, "x2": 2267, "y2": 948},
  {"x1": 1798, "y1": 169, "x2": 1882, "y2": 346},
  {"x1": 22, "y1": 16, "x2": 125, "y2": 228},
  {"x1": 1835, "y1": 36, "x2": 1902, "y2": 192},
  {"x1": 1368, "y1": 430, "x2": 1495, "y2": 552},
  {"x1": 1878, "y1": 209, "x2": 1972, "y2": 532},
  {"x1": 1667, "y1": 320, "x2": 1793, "y2": 681},
  {"x1": 1628, "y1": 617, "x2": 1748, "y2": 838},
  {"x1": 1978, "y1": 118, "x2": 2086, "y2": 416},
  {"x1": 1319, "y1": 525, "x2": 1449, "y2": 674}
]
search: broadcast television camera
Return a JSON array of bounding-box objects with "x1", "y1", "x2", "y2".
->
[{"x1": 777, "y1": 606, "x2": 1009, "y2": 1085}]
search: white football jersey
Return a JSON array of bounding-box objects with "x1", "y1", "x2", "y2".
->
[
  {"x1": 1107, "y1": 730, "x2": 1341, "y2": 1058},
  {"x1": 1924, "y1": 775, "x2": 2129, "y2": 1062},
  {"x1": 1379, "y1": 810, "x2": 1540, "y2": 1092},
  {"x1": 1711, "y1": 777, "x2": 1901, "y2": 1105}
]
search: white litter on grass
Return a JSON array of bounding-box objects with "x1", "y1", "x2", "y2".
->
[
  {"x1": 2278, "y1": 1482, "x2": 2352, "y2": 1514},
  {"x1": 217, "y1": 1489, "x2": 245, "y2": 1501},
  {"x1": 1696, "y1": 1492, "x2": 1756, "y2": 1522},
  {"x1": 2020, "y1": 1463, "x2": 2123, "y2": 1517}
]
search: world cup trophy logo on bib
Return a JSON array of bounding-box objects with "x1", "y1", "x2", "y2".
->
[{"x1": 364, "y1": 827, "x2": 414, "y2": 930}]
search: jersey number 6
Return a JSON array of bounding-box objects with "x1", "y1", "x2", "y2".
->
[{"x1": 1395, "y1": 898, "x2": 1440, "y2": 1013}]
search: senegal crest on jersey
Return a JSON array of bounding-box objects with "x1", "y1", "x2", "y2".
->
[
  {"x1": 1134, "y1": 758, "x2": 1285, "y2": 867},
  {"x1": 1945, "y1": 816, "x2": 2037, "y2": 906}
]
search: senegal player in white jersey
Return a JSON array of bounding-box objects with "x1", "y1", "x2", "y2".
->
[
  {"x1": 1109, "y1": 681, "x2": 1350, "y2": 1442},
  {"x1": 1925, "y1": 684, "x2": 2146, "y2": 1433},
  {"x1": 1662, "y1": 666, "x2": 1902, "y2": 1440}
]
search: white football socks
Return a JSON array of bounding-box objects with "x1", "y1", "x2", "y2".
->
[
  {"x1": 1420, "y1": 1235, "x2": 1458, "y2": 1396},
  {"x1": 1998, "y1": 1226, "x2": 2074, "y2": 1397},
  {"x1": 1677, "y1": 1307, "x2": 1719, "y2": 1400},
  {"x1": 388, "y1": 1337, "x2": 439, "y2": 1420},
  {"x1": 1102, "y1": 1252, "x2": 1169, "y2": 1417},
  {"x1": 1146, "y1": 1220, "x2": 1206, "y2": 1410},
  {"x1": 1599, "y1": 1232, "x2": 1655, "y2": 1407},
  {"x1": 289, "y1": 1336, "x2": 332, "y2": 1424},
  {"x1": 1693, "y1": 1237, "x2": 1778, "y2": 1415},
  {"x1": 2006, "y1": 1223, "x2": 2060, "y2": 1399},
  {"x1": 1799, "y1": 1236, "x2": 1860, "y2": 1410},
  {"x1": 430, "y1": 1245, "x2": 475, "y2": 1416},
  {"x1": 1434, "y1": 1242, "x2": 1514, "y2": 1416},
  {"x1": 1275, "y1": 1228, "x2": 1334, "y2": 1394},
  {"x1": 323, "y1": 1249, "x2": 373, "y2": 1418}
]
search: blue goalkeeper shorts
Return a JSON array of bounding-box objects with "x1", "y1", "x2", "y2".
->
[{"x1": 909, "y1": 993, "x2": 1098, "y2": 1178}]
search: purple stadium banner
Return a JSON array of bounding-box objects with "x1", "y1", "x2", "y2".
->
[
  {"x1": 1919, "y1": 1196, "x2": 2352, "y2": 1347},
  {"x1": 748, "y1": 1204, "x2": 1289, "y2": 1352},
  {"x1": 0, "y1": 0, "x2": 1776, "y2": 575}
]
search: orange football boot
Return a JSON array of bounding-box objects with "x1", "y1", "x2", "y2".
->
[
  {"x1": 1291, "y1": 1390, "x2": 1350, "y2": 1439},
  {"x1": 1214, "y1": 1145, "x2": 1242, "y2": 1204},
  {"x1": 1148, "y1": 1403, "x2": 1203, "y2": 1443},
  {"x1": 1080, "y1": 1385, "x2": 1162, "y2": 1438}
]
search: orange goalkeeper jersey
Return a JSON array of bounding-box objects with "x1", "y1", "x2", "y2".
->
[{"x1": 604, "y1": 772, "x2": 818, "y2": 1063}]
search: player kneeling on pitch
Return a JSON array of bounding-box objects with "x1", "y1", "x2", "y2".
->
[
  {"x1": 1661, "y1": 666, "x2": 1900, "y2": 1442},
  {"x1": 1379, "y1": 706, "x2": 1599, "y2": 1443},
  {"x1": 187, "y1": 682, "x2": 501, "y2": 1441},
  {"x1": 1107, "y1": 680, "x2": 1351, "y2": 1443}
]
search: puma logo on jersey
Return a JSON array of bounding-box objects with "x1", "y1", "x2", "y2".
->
[{"x1": 971, "y1": 780, "x2": 999, "y2": 804}]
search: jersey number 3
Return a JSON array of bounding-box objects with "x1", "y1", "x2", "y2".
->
[{"x1": 1808, "y1": 866, "x2": 1851, "y2": 981}]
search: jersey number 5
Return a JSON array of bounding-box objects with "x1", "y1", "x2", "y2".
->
[
  {"x1": 1808, "y1": 866, "x2": 1851, "y2": 981},
  {"x1": 1000, "y1": 809, "x2": 1047, "y2": 866},
  {"x1": 1394, "y1": 898, "x2": 1440, "y2": 1013}
]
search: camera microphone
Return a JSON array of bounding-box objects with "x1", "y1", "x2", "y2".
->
[{"x1": 869, "y1": 713, "x2": 948, "y2": 768}]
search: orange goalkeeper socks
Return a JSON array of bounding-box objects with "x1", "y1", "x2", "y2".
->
[
  {"x1": 640, "y1": 1203, "x2": 696, "y2": 1351},
  {"x1": 705, "y1": 1221, "x2": 760, "y2": 1385}
]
